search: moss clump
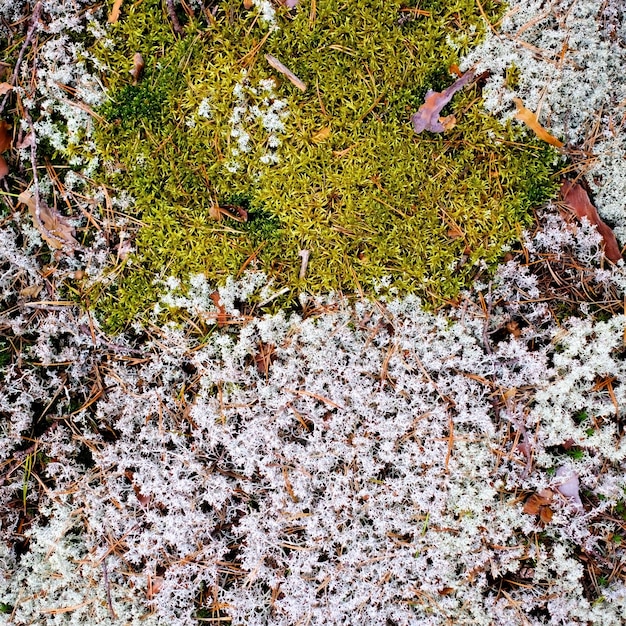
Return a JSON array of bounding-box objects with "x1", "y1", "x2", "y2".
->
[{"x1": 91, "y1": 0, "x2": 558, "y2": 329}]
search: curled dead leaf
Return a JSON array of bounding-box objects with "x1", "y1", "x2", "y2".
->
[
  {"x1": 0, "y1": 82, "x2": 12, "y2": 95},
  {"x1": 130, "y1": 52, "x2": 144, "y2": 85},
  {"x1": 411, "y1": 70, "x2": 474, "y2": 134},
  {"x1": 513, "y1": 98, "x2": 563, "y2": 148},
  {"x1": 560, "y1": 179, "x2": 622, "y2": 263},
  {"x1": 18, "y1": 190, "x2": 79, "y2": 250},
  {"x1": 0, "y1": 155, "x2": 8, "y2": 180}
]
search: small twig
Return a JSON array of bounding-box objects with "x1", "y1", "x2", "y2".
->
[
  {"x1": 24, "y1": 107, "x2": 42, "y2": 231},
  {"x1": 102, "y1": 558, "x2": 117, "y2": 620},
  {"x1": 166, "y1": 0, "x2": 184, "y2": 36},
  {"x1": 298, "y1": 249, "x2": 310, "y2": 280},
  {"x1": 0, "y1": 1, "x2": 42, "y2": 115}
]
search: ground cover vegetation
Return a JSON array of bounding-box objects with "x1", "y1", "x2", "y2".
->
[
  {"x1": 0, "y1": 0, "x2": 625, "y2": 624},
  {"x1": 89, "y1": 0, "x2": 557, "y2": 329}
]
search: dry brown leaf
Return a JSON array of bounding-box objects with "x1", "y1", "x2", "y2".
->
[
  {"x1": 311, "y1": 126, "x2": 331, "y2": 144},
  {"x1": 265, "y1": 54, "x2": 307, "y2": 92},
  {"x1": 0, "y1": 120, "x2": 11, "y2": 152},
  {"x1": 130, "y1": 52, "x2": 144, "y2": 85},
  {"x1": 539, "y1": 506, "x2": 553, "y2": 524},
  {"x1": 19, "y1": 284, "x2": 42, "y2": 299},
  {"x1": 0, "y1": 82, "x2": 12, "y2": 95},
  {"x1": 513, "y1": 98, "x2": 564, "y2": 148},
  {"x1": 108, "y1": 0, "x2": 123, "y2": 23},
  {"x1": 0, "y1": 155, "x2": 8, "y2": 180},
  {"x1": 411, "y1": 70, "x2": 474, "y2": 134},
  {"x1": 18, "y1": 190, "x2": 79, "y2": 250},
  {"x1": 560, "y1": 179, "x2": 622, "y2": 263},
  {"x1": 523, "y1": 489, "x2": 554, "y2": 520},
  {"x1": 209, "y1": 290, "x2": 229, "y2": 327}
]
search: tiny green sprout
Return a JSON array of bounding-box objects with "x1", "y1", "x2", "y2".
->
[
  {"x1": 566, "y1": 448, "x2": 584, "y2": 461},
  {"x1": 22, "y1": 451, "x2": 36, "y2": 511},
  {"x1": 573, "y1": 409, "x2": 588, "y2": 423}
]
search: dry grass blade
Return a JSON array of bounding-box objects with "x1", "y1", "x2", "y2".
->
[{"x1": 265, "y1": 54, "x2": 307, "y2": 92}]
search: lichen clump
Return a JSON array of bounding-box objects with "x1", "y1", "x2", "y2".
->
[{"x1": 93, "y1": 0, "x2": 557, "y2": 328}]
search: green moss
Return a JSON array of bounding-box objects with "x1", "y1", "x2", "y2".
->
[{"x1": 90, "y1": 0, "x2": 559, "y2": 330}]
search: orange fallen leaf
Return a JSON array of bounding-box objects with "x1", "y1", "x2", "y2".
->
[
  {"x1": 439, "y1": 114, "x2": 456, "y2": 131},
  {"x1": 411, "y1": 70, "x2": 474, "y2": 134},
  {"x1": 108, "y1": 0, "x2": 123, "y2": 23},
  {"x1": 560, "y1": 179, "x2": 622, "y2": 263},
  {"x1": 243, "y1": 0, "x2": 254, "y2": 8},
  {"x1": 513, "y1": 98, "x2": 563, "y2": 148},
  {"x1": 0, "y1": 82, "x2": 12, "y2": 95},
  {"x1": 0, "y1": 155, "x2": 8, "y2": 180},
  {"x1": 18, "y1": 190, "x2": 79, "y2": 250},
  {"x1": 311, "y1": 126, "x2": 331, "y2": 143}
]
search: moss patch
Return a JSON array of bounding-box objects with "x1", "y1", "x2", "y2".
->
[{"x1": 91, "y1": 0, "x2": 558, "y2": 330}]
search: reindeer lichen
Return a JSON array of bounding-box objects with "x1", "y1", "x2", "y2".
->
[{"x1": 91, "y1": 0, "x2": 558, "y2": 329}]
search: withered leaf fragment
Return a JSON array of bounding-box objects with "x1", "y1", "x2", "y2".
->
[
  {"x1": 523, "y1": 489, "x2": 554, "y2": 523},
  {"x1": 18, "y1": 190, "x2": 79, "y2": 250},
  {"x1": 411, "y1": 70, "x2": 474, "y2": 134},
  {"x1": 130, "y1": 53, "x2": 144, "y2": 85},
  {"x1": 560, "y1": 180, "x2": 622, "y2": 263},
  {"x1": 209, "y1": 290, "x2": 229, "y2": 327},
  {"x1": 513, "y1": 98, "x2": 563, "y2": 148},
  {"x1": 311, "y1": 126, "x2": 331, "y2": 144},
  {"x1": 0, "y1": 120, "x2": 11, "y2": 152}
]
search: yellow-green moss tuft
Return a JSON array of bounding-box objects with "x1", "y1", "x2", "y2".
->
[{"x1": 90, "y1": 0, "x2": 558, "y2": 330}]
